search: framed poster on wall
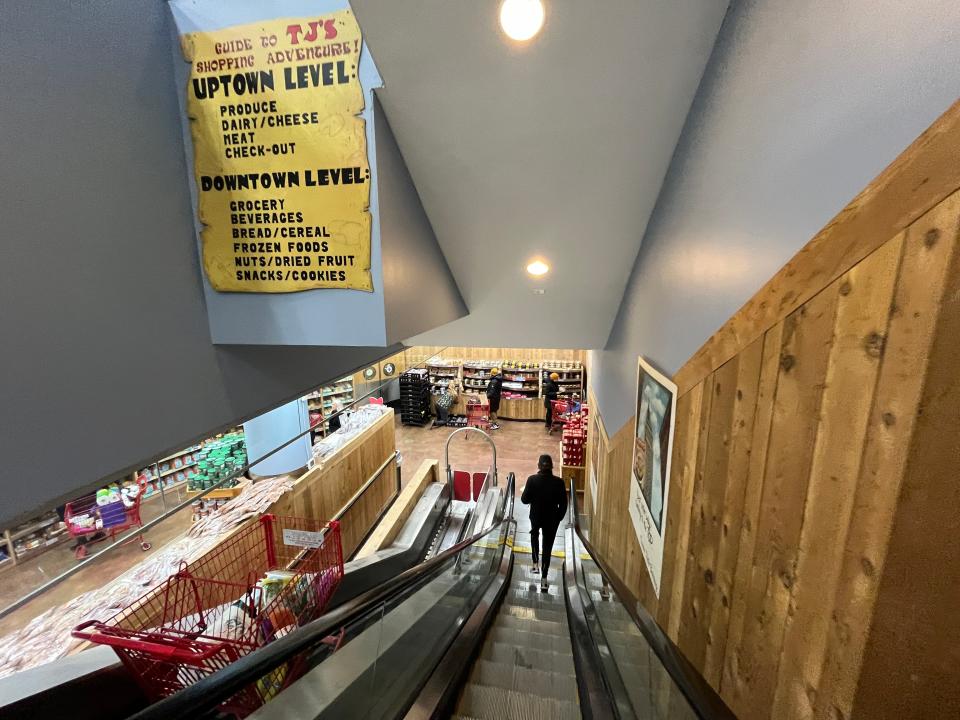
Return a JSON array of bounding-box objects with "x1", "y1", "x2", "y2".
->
[{"x1": 629, "y1": 356, "x2": 677, "y2": 597}]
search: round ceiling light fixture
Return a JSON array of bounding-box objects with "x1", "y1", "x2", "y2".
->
[
  {"x1": 526, "y1": 259, "x2": 550, "y2": 277},
  {"x1": 499, "y1": 0, "x2": 545, "y2": 42}
]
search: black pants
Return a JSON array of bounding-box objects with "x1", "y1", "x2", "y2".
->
[
  {"x1": 531, "y1": 522, "x2": 560, "y2": 577},
  {"x1": 544, "y1": 403, "x2": 552, "y2": 427}
]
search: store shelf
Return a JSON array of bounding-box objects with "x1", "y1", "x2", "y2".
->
[
  {"x1": 12, "y1": 532, "x2": 72, "y2": 564},
  {"x1": 156, "y1": 462, "x2": 196, "y2": 479},
  {"x1": 323, "y1": 388, "x2": 353, "y2": 398},
  {"x1": 158, "y1": 445, "x2": 202, "y2": 464},
  {"x1": 9, "y1": 515, "x2": 59, "y2": 541},
  {"x1": 143, "y1": 478, "x2": 189, "y2": 499}
]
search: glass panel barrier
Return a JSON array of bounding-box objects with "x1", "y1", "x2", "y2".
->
[
  {"x1": 575, "y1": 541, "x2": 698, "y2": 720},
  {"x1": 249, "y1": 517, "x2": 511, "y2": 719}
]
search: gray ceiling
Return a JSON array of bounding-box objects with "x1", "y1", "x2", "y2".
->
[{"x1": 353, "y1": 0, "x2": 729, "y2": 349}]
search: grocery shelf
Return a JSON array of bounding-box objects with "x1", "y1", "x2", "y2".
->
[
  {"x1": 157, "y1": 445, "x2": 202, "y2": 464},
  {"x1": 155, "y1": 461, "x2": 197, "y2": 479},
  {"x1": 9, "y1": 515, "x2": 59, "y2": 541},
  {"x1": 10, "y1": 533, "x2": 73, "y2": 566}
]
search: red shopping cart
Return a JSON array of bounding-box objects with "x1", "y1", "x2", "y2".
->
[
  {"x1": 548, "y1": 399, "x2": 569, "y2": 435},
  {"x1": 73, "y1": 515, "x2": 344, "y2": 717},
  {"x1": 64, "y1": 477, "x2": 150, "y2": 559},
  {"x1": 466, "y1": 397, "x2": 490, "y2": 432}
]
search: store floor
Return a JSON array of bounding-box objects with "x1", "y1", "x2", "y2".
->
[
  {"x1": 395, "y1": 414, "x2": 561, "y2": 494},
  {"x1": 0, "y1": 489, "x2": 193, "y2": 638}
]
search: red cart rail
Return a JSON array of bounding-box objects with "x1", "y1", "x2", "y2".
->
[{"x1": 73, "y1": 515, "x2": 343, "y2": 717}]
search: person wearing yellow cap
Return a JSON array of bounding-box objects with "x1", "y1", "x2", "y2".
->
[
  {"x1": 543, "y1": 371, "x2": 560, "y2": 430},
  {"x1": 486, "y1": 367, "x2": 503, "y2": 430}
]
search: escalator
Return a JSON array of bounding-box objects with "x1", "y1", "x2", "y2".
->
[{"x1": 127, "y1": 465, "x2": 736, "y2": 720}]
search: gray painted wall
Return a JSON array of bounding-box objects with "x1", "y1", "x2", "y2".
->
[
  {"x1": 376, "y1": 94, "x2": 467, "y2": 344},
  {"x1": 0, "y1": 0, "x2": 398, "y2": 527},
  {"x1": 591, "y1": 0, "x2": 960, "y2": 434}
]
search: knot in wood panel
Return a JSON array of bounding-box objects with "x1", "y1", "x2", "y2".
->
[
  {"x1": 862, "y1": 331, "x2": 887, "y2": 358},
  {"x1": 923, "y1": 227, "x2": 941, "y2": 248},
  {"x1": 780, "y1": 353, "x2": 796, "y2": 371}
]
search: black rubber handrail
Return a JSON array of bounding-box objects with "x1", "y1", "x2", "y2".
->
[
  {"x1": 563, "y1": 513, "x2": 617, "y2": 719},
  {"x1": 570, "y1": 489, "x2": 738, "y2": 720},
  {"x1": 127, "y1": 473, "x2": 516, "y2": 720}
]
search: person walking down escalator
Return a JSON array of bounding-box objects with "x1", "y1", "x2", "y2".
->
[
  {"x1": 543, "y1": 372, "x2": 560, "y2": 430},
  {"x1": 486, "y1": 367, "x2": 503, "y2": 430},
  {"x1": 521, "y1": 454, "x2": 567, "y2": 592}
]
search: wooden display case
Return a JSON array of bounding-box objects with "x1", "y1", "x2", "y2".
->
[{"x1": 560, "y1": 463, "x2": 585, "y2": 493}]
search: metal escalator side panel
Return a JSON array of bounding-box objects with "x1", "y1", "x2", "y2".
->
[
  {"x1": 562, "y1": 519, "x2": 618, "y2": 720},
  {"x1": 570, "y1": 486, "x2": 737, "y2": 720},
  {"x1": 403, "y1": 522, "x2": 516, "y2": 720}
]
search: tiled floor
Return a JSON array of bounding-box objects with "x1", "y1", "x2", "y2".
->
[{"x1": 394, "y1": 414, "x2": 563, "y2": 494}]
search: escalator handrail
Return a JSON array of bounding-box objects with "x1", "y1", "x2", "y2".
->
[
  {"x1": 128, "y1": 472, "x2": 516, "y2": 720},
  {"x1": 571, "y1": 488, "x2": 737, "y2": 720},
  {"x1": 563, "y1": 515, "x2": 618, "y2": 719}
]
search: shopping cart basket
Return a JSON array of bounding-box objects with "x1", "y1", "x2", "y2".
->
[
  {"x1": 64, "y1": 477, "x2": 150, "y2": 559},
  {"x1": 73, "y1": 514, "x2": 343, "y2": 717}
]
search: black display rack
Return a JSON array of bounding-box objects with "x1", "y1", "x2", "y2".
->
[{"x1": 400, "y1": 369, "x2": 432, "y2": 426}]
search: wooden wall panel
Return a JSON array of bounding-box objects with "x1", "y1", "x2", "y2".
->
[
  {"x1": 701, "y1": 337, "x2": 763, "y2": 686},
  {"x1": 585, "y1": 103, "x2": 960, "y2": 720},
  {"x1": 851, "y1": 195, "x2": 960, "y2": 720},
  {"x1": 818, "y1": 191, "x2": 960, "y2": 720},
  {"x1": 721, "y1": 321, "x2": 784, "y2": 697},
  {"x1": 771, "y1": 235, "x2": 903, "y2": 719},
  {"x1": 660, "y1": 381, "x2": 706, "y2": 640}
]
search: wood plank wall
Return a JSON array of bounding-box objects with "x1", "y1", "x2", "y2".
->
[{"x1": 586, "y1": 101, "x2": 960, "y2": 720}]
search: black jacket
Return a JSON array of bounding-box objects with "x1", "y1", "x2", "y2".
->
[
  {"x1": 543, "y1": 379, "x2": 559, "y2": 407},
  {"x1": 521, "y1": 470, "x2": 567, "y2": 528},
  {"x1": 486, "y1": 375, "x2": 503, "y2": 400}
]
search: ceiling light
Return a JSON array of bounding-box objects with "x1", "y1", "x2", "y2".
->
[
  {"x1": 526, "y1": 260, "x2": 549, "y2": 276},
  {"x1": 499, "y1": 0, "x2": 545, "y2": 42}
]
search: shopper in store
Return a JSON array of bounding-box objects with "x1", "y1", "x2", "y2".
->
[
  {"x1": 435, "y1": 379, "x2": 459, "y2": 426},
  {"x1": 521, "y1": 454, "x2": 567, "y2": 592},
  {"x1": 486, "y1": 368, "x2": 503, "y2": 430},
  {"x1": 328, "y1": 398, "x2": 343, "y2": 433},
  {"x1": 543, "y1": 372, "x2": 560, "y2": 430}
]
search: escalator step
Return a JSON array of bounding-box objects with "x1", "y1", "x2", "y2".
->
[
  {"x1": 457, "y1": 684, "x2": 580, "y2": 720},
  {"x1": 514, "y1": 665, "x2": 578, "y2": 702},
  {"x1": 481, "y1": 642, "x2": 576, "y2": 675},
  {"x1": 468, "y1": 658, "x2": 578, "y2": 702},
  {"x1": 499, "y1": 604, "x2": 567, "y2": 624},
  {"x1": 489, "y1": 626, "x2": 573, "y2": 654},
  {"x1": 469, "y1": 659, "x2": 515, "y2": 690},
  {"x1": 493, "y1": 614, "x2": 566, "y2": 635}
]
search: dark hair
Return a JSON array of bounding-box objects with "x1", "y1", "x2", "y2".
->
[{"x1": 538, "y1": 454, "x2": 553, "y2": 471}]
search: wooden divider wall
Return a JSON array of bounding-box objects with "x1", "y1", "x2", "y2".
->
[
  {"x1": 586, "y1": 102, "x2": 960, "y2": 720},
  {"x1": 115, "y1": 411, "x2": 398, "y2": 630},
  {"x1": 267, "y1": 411, "x2": 397, "y2": 559}
]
